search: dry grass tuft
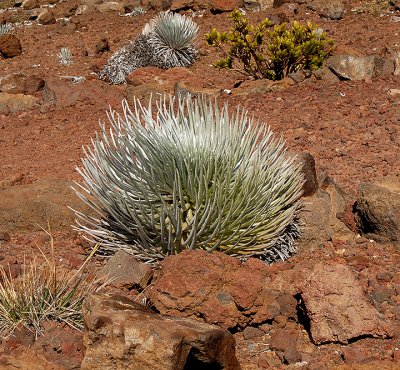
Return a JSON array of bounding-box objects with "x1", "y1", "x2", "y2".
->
[{"x1": 0, "y1": 231, "x2": 105, "y2": 338}]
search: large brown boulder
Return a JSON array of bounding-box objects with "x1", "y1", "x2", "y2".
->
[
  {"x1": 81, "y1": 294, "x2": 241, "y2": 370},
  {"x1": 149, "y1": 250, "x2": 287, "y2": 330}
]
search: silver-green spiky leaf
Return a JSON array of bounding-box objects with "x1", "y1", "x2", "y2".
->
[
  {"x1": 145, "y1": 12, "x2": 198, "y2": 68},
  {"x1": 58, "y1": 47, "x2": 73, "y2": 65},
  {"x1": 0, "y1": 23, "x2": 13, "y2": 36},
  {"x1": 73, "y1": 96, "x2": 303, "y2": 263}
]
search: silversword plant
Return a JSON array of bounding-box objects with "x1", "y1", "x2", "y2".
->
[
  {"x1": 99, "y1": 12, "x2": 198, "y2": 84},
  {"x1": 127, "y1": 6, "x2": 147, "y2": 16},
  {"x1": 0, "y1": 23, "x2": 13, "y2": 36},
  {"x1": 73, "y1": 95, "x2": 304, "y2": 263},
  {"x1": 58, "y1": 47, "x2": 73, "y2": 65}
]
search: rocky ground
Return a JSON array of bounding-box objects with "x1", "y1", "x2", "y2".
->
[{"x1": 0, "y1": 0, "x2": 400, "y2": 368}]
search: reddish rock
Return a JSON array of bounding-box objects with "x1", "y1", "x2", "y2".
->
[
  {"x1": 149, "y1": 250, "x2": 285, "y2": 329},
  {"x1": 0, "y1": 73, "x2": 45, "y2": 95},
  {"x1": 43, "y1": 77, "x2": 124, "y2": 109},
  {"x1": 269, "y1": 328, "x2": 302, "y2": 364},
  {"x1": 99, "y1": 250, "x2": 153, "y2": 289},
  {"x1": 0, "y1": 232, "x2": 10, "y2": 241},
  {"x1": 126, "y1": 66, "x2": 220, "y2": 97},
  {"x1": 38, "y1": 9, "x2": 56, "y2": 25},
  {"x1": 277, "y1": 293, "x2": 297, "y2": 319},
  {"x1": 341, "y1": 343, "x2": 381, "y2": 364},
  {"x1": 0, "y1": 34, "x2": 22, "y2": 58},
  {"x1": 32, "y1": 322, "x2": 84, "y2": 369},
  {"x1": 38, "y1": 0, "x2": 58, "y2": 5},
  {"x1": 242, "y1": 326, "x2": 264, "y2": 340},
  {"x1": 170, "y1": 0, "x2": 194, "y2": 10},
  {"x1": 0, "y1": 347, "x2": 64, "y2": 370},
  {"x1": 0, "y1": 263, "x2": 21, "y2": 279},
  {"x1": 94, "y1": 38, "x2": 110, "y2": 54},
  {"x1": 301, "y1": 262, "x2": 393, "y2": 344},
  {"x1": 2, "y1": 325, "x2": 35, "y2": 351},
  {"x1": 82, "y1": 293, "x2": 241, "y2": 370}
]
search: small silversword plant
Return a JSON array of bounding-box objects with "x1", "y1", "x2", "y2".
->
[
  {"x1": 128, "y1": 6, "x2": 147, "y2": 16},
  {"x1": 73, "y1": 96, "x2": 304, "y2": 263},
  {"x1": 0, "y1": 23, "x2": 13, "y2": 36},
  {"x1": 99, "y1": 12, "x2": 198, "y2": 84},
  {"x1": 58, "y1": 47, "x2": 73, "y2": 65}
]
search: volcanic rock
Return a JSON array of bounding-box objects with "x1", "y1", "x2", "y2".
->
[{"x1": 81, "y1": 293, "x2": 241, "y2": 370}]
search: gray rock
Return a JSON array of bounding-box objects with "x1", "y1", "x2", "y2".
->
[
  {"x1": 244, "y1": 0, "x2": 273, "y2": 11},
  {"x1": 289, "y1": 151, "x2": 318, "y2": 197},
  {"x1": 22, "y1": 0, "x2": 38, "y2": 9},
  {"x1": 81, "y1": 293, "x2": 241, "y2": 370},
  {"x1": 99, "y1": 250, "x2": 153, "y2": 289},
  {"x1": 318, "y1": 0, "x2": 345, "y2": 19},
  {"x1": 97, "y1": 1, "x2": 122, "y2": 13},
  {"x1": 328, "y1": 55, "x2": 394, "y2": 81},
  {"x1": 354, "y1": 177, "x2": 400, "y2": 242}
]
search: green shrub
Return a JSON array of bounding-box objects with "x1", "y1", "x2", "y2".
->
[
  {"x1": 73, "y1": 95, "x2": 304, "y2": 264},
  {"x1": 206, "y1": 9, "x2": 334, "y2": 80}
]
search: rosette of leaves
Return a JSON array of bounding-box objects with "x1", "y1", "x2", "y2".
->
[
  {"x1": 73, "y1": 96, "x2": 304, "y2": 263},
  {"x1": 99, "y1": 12, "x2": 198, "y2": 84},
  {"x1": 0, "y1": 23, "x2": 13, "y2": 36},
  {"x1": 58, "y1": 47, "x2": 73, "y2": 65},
  {"x1": 206, "y1": 9, "x2": 334, "y2": 80}
]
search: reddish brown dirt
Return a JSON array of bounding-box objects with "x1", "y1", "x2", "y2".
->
[
  {"x1": 1, "y1": 2, "x2": 400, "y2": 197},
  {"x1": 0, "y1": 0, "x2": 400, "y2": 368}
]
